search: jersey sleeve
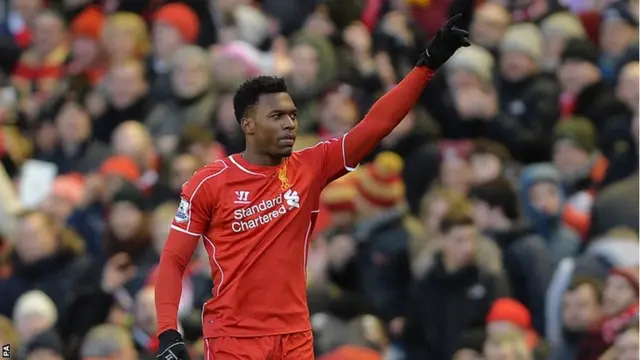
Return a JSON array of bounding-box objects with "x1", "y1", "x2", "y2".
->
[
  {"x1": 297, "y1": 66, "x2": 435, "y2": 185},
  {"x1": 156, "y1": 162, "x2": 227, "y2": 335}
]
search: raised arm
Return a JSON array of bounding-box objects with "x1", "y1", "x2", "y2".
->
[{"x1": 312, "y1": 15, "x2": 471, "y2": 183}]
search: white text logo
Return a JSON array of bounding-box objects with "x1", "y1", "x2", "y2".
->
[
  {"x1": 234, "y1": 190, "x2": 250, "y2": 204},
  {"x1": 232, "y1": 189, "x2": 300, "y2": 232}
]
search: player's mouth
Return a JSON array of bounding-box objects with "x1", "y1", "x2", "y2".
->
[{"x1": 278, "y1": 135, "x2": 296, "y2": 146}]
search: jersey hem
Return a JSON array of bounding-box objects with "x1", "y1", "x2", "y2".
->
[{"x1": 203, "y1": 325, "x2": 312, "y2": 339}]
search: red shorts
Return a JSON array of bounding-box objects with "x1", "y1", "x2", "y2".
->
[{"x1": 204, "y1": 330, "x2": 314, "y2": 360}]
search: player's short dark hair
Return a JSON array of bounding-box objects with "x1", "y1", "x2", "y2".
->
[
  {"x1": 233, "y1": 76, "x2": 287, "y2": 124},
  {"x1": 468, "y1": 177, "x2": 519, "y2": 221},
  {"x1": 440, "y1": 208, "x2": 475, "y2": 234},
  {"x1": 566, "y1": 276, "x2": 604, "y2": 304}
]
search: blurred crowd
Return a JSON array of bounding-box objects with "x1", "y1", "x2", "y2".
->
[{"x1": 0, "y1": 0, "x2": 637, "y2": 359}]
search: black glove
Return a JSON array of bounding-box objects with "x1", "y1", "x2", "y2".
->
[
  {"x1": 157, "y1": 330, "x2": 191, "y2": 360},
  {"x1": 417, "y1": 13, "x2": 471, "y2": 70}
]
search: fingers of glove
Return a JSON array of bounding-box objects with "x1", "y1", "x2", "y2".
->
[
  {"x1": 157, "y1": 342, "x2": 190, "y2": 360},
  {"x1": 443, "y1": 13, "x2": 463, "y2": 29},
  {"x1": 450, "y1": 27, "x2": 469, "y2": 38}
]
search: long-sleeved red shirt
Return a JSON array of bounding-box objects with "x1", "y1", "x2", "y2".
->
[{"x1": 155, "y1": 66, "x2": 435, "y2": 338}]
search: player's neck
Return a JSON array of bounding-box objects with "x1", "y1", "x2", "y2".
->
[{"x1": 241, "y1": 151, "x2": 284, "y2": 167}]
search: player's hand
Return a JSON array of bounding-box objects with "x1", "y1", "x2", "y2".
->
[
  {"x1": 157, "y1": 330, "x2": 191, "y2": 360},
  {"x1": 417, "y1": 14, "x2": 471, "y2": 70}
]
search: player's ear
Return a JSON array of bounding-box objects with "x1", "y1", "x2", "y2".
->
[{"x1": 241, "y1": 117, "x2": 255, "y2": 135}]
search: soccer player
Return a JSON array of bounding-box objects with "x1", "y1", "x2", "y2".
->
[{"x1": 155, "y1": 15, "x2": 470, "y2": 360}]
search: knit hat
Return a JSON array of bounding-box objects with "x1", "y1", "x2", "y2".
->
[
  {"x1": 153, "y1": 3, "x2": 199, "y2": 43},
  {"x1": 486, "y1": 298, "x2": 532, "y2": 330},
  {"x1": 553, "y1": 116, "x2": 597, "y2": 153},
  {"x1": 562, "y1": 37, "x2": 599, "y2": 65},
  {"x1": 70, "y1": 7, "x2": 104, "y2": 40},
  {"x1": 233, "y1": 5, "x2": 270, "y2": 47},
  {"x1": 111, "y1": 182, "x2": 148, "y2": 211},
  {"x1": 446, "y1": 45, "x2": 495, "y2": 86},
  {"x1": 100, "y1": 156, "x2": 141, "y2": 183},
  {"x1": 540, "y1": 11, "x2": 586, "y2": 39},
  {"x1": 602, "y1": 1, "x2": 639, "y2": 28},
  {"x1": 81, "y1": 324, "x2": 134, "y2": 358},
  {"x1": 609, "y1": 267, "x2": 640, "y2": 296},
  {"x1": 51, "y1": 173, "x2": 85, "y2": 207},
  {"x1": 500, "y1": 23, "x2": 544, "y2": 62},
  {"x1": 355, "y1": 152, "x2": 405, "y2": 208},
  {"x1": 321, "y1": 173, "x2": 358, "y2": 213},
  {"x1": 25, "y1": 330, "x2": 64, "y2": 356},
  {"x1": 12, "y1": 290, "x2": 58, "y2": 325}
]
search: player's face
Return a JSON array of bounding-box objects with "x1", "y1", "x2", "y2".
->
[{"x1": 249, "y1": 92, "x2": 298, "y2": 158}]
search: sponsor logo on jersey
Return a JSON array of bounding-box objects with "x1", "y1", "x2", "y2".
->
[
  {"x1": 231, "y1": 189, "x2": 300, "y2": 232},
  {"x1": 174, "y1": 199, "x2": 190, "y2": 223}
]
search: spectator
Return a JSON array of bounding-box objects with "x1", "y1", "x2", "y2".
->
[
  {"x1": 575, "y1": 267, "x2": 639, "y2": 360},
  {"x1": 102, "y1": 182, "x2": 157, "y2": 296},
  {"x1": 37, "y1": 96, "x2": 111, "y2": 174},
  {"x1": 285, "y1": 32, "x2": 338, "y2": 130},
  {"x1": 469, "y1": 2, "x2": 511, "y2": 55},
  {"x1": 598, "y1": 2, "x2": 639, "y2": 82},
  {"x1": 557, "y1": 37, "x2": 630, "y2": 159},
  {"x1": 38, "y1": 174, "x2": 85, "y2": 231},
  {"x1": 404, "y1": 209, "x2": 509, "y2": 360},
  {"x1": 110, "y1": 122, "x2": 159, "y2": 190},
  {"x1": 413, "y1": 187, "x2": 503, "y2": 280},
  {"x1": 12, "y1": 9, "x2": 69, "y2": 122},
  {"x1": 424, "y1": 44, "x2": 496, "y2": 139},
  {"x1": 483, "y1": 330, "x2": 533, "y2": 360},
  {"x1": 66, "y1": 7, "x2": 106, "y2": 85},
  {"x1": 469, "y1": 178, "x2": 553, "y2": 334},
  {"x1": 0, "y1": 0, "x2": 44, "y2": 74},
  {"x1": 79, "y1": 324, "x2": 139, "y2": 360},
  {"x1": 320, "y1": 171, "x2": 358, "y2": 233},
  {"x1": 12, "y1": 290, "x2": 58, "y2": 344},
  {"x1": 0, "y1": 211, "x2": 88, "y2": 321},
  {"x1": 486, "y1": 298, "x2": 549, "y2": 359},
  {"x1": 553, "y1": 117, "x2": 608, "y2": 239},
  {"x1": 131, "y1": 285, "x2": 157, "y2": 358},
  {"x1": 539, "y1": 12, "x2": 587, "y2": 74},
  {"x1": 490, "y1": 23, "x2": 561, "y2": 163},
  {"x1": 328, "y1": 152, "x2": 416, "y2": 324},
  {"x1": 101, "y1": 12, "x2": 150, "y2": 66},
  {"x1": 146, "y1": 45, "x2": 216, "y2": 156},
  {"x1": 469, "y1": 139, "x2": 512, "y2": 185},
  {"x1": 519, "y1": 163, "x2": 581, "y2": 264},
  {"x1": 92, "y1": 60, "x2": 150, "y2": 144},
  {"x1": 602, "y1": 62, "x2": 639, "y2": 186},
  {"x1": 148, "y1": 3, "x2": 200, "y2": 103},
  {"x1": 551, "y1": 277, "x2": 604, "y2": 360}
]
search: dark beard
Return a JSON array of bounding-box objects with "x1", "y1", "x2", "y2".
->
[{"x1": 562, "y1": 327, "x2": 587, "y2": 344}]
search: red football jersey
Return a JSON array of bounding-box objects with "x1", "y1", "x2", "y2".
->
[{"x1": 170, "y1": 139, "x2": 355, "y2": 337}]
